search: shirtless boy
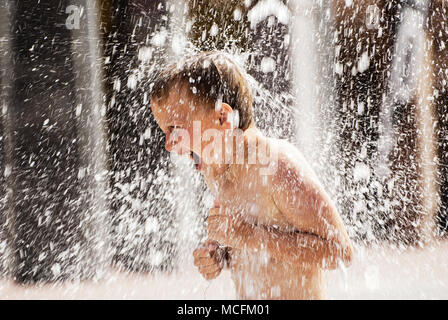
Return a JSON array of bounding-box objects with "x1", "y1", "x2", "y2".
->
[{"x1": 150, "y1": 51, "x2": 353, "y2": 299}]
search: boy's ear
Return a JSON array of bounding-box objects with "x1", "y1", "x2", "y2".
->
[
  {"x1": 221, "y1": 103, "x2": 233, "y2": 113},
  {"x1": 218, "y1": 103, "x2": 234, "y2": 129}
]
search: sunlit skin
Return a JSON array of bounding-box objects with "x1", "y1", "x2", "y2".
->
[{"x1": 151, "y1": 81, "x2": 354, "y2": 300}]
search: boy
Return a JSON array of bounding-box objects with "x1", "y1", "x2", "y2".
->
[{"x1": 150, "y1": 51, "x2": 353, "y2": 299}]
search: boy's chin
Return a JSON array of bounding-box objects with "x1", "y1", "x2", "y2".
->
[
  {"x1": 190, "y1": 151, "x2": 202, "y2": 171},
  {"x1": 194, "y1": 162, "x2": 202, "y2": 171}
]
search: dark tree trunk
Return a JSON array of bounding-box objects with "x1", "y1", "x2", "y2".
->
[
  {"x1": 429, "y1": 0, "x2": 448, "y2": 237},
  {"x1": 102, "y1": 0, "x2": 177, "y2": 272},
  {"x1": 3, "y1": 0, "x2": 110, "y2": 283}
]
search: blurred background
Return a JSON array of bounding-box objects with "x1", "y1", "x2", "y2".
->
[{"x1": 0, "y1": 0, "x2": 447, "y2": 298}]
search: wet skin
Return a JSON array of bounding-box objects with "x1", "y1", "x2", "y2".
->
[{"x1": 151, "y1": 82, "x2": 354, "y2": 299}]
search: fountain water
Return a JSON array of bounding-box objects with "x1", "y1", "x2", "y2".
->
[
  {"x1": 0, "y1": 0, "x2": 447, "y2": 299},
  {"x1": 0, "y1": 0, "x2": 13, "y2": 277},
  {"x1": 0, "y1": 0, "x2": 111, "y2": 283}
]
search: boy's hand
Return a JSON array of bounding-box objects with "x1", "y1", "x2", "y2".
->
[{"x1": 193, "y1": 240, "x2": 227, "y2": 280}]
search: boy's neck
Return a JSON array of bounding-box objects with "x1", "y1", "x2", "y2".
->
[{"x1": 203, "y1": 126, "x2": 260, "y2": 181}]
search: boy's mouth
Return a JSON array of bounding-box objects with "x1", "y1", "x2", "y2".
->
[{"x1": 190, "y1": 151, "x2": 202, "y2": 171}]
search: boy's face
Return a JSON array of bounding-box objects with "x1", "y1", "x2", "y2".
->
[{"x1": 151, "y1": 81, "x2": 233, "y2": 168}]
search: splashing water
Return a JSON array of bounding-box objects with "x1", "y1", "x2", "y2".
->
[{"x1": 0, "y1": 0, "x2": 447, "y2": 299}]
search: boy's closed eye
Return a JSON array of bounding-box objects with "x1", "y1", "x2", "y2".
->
[
  {"x1": 166, "y1": 125, "x2": 183, "y2": 137},
  {"x1": 167, "y1": 125, "x2": 178, "y2": 132},
  {"x1": 167, "y1": 126, "x2": 181, "y2": 143}
]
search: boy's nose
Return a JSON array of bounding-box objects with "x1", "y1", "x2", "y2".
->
[
  {"x1": 165, "y1": 131, "x2": 178, "y2": 151},
  {"x1": 165, "y1": 137, "x2": 176, "y2": 152}
]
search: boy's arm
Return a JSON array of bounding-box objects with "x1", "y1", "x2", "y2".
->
[
  {"x1": 208, "y1": 213, "x2": 350, "y2": 270},
  {"x1": 268, "y1": 156, "x2": 354, "y2": 269}
]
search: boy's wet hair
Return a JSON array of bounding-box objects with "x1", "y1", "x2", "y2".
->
[{"x1": 150, "y1": 51, "x2": 254, "y2": 130}]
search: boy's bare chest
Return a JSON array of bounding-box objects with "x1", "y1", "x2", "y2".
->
[{"x1": 216, "y1": 167, "x2": 290, "y2": 229}]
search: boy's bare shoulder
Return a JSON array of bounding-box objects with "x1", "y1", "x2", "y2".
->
[{"x1": 269, "y1": 138, "x2": 318, "y2": 184}]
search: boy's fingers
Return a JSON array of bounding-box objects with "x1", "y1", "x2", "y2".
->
[
  {"x1": 203, "y1": 269, "x2": 222, "y2": 280},
  {"x1": 194, "y1": 246, "x2": 227, "y2": 266},
  {"x1": 193, "y1": 256, "x2": 205, "y2": 267},
  {"x1": 193, "y1": 248, "x2": 210, "y2": 259},
  {"x1": 193, "y1": 240, "x2": 223, "y2": 265},
  {"x1": 198, "y1": 263, "x2": 222, "y2": 275},
  {"x1": 193, "y1": 252, "x2": 215, "y2": 265},
  {"x1": 194, "y1": 240, "x2": 220, "y2": 254},
  {"x1": 193, "y1": 255, "x2": 216, "y2": 267}
]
